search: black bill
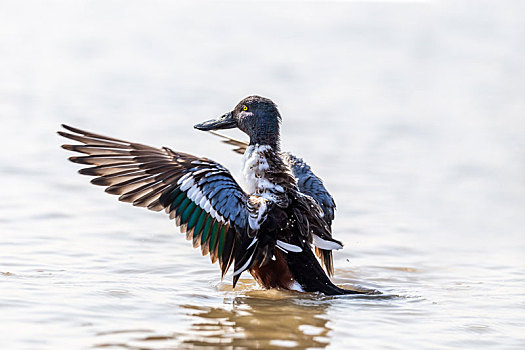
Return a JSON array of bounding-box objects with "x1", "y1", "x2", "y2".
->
[{"x1": 194, "y1": 112, "x2": 236, "y2": 131}]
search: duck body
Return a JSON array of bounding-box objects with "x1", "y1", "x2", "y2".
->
[
  {"x1": 236, "y1": 142, "x2": 354, "y2": 294},
  {"x1": 59, "y1": 96, "x2": 362, "y2": 295}
]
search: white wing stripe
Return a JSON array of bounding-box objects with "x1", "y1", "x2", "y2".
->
[
  {"x1": 192, "y1": 188, "x2": 204, "y2": 204},
  {"x1": 247, "y1": 237, "x2": 258, "y2": 249},
  {"x1": 203, "y1": 198, "x2": 212, "y2": 212},
  {"x1": 209, "y1": 206, "x2": 225, "y2": 223},
  {"x1": 233, "y1": 252, "x2": 255, "y2": 276},
  {"x1": 198, "y1": 195, "x2": 208, "y2": 209},
  {"x1": 186, "y1": 185, "x2": 199, "y2": 202},
  {"x1": 180, "y1": 176, "x2": 195, "y2": 191},
  {"x1": 183, "y1": 182, "x2": 227, "y2": 223},
  {"x1": 276, "y1": 240, "x2": 302, "y2": 252},
  {"x1": 312, "y1": 235, "x2": 343, "y2": 250},
  {"x1": 177, "y1": 172, "x2": 191, "y2": 185}
]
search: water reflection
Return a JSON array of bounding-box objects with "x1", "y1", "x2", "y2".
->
[
  {"x1": 93, "y1": 289, "x2": 334, "y2": 349},
  {"x1": 92, "y1": 278, "x2": 396, "y2": 350},
  {"x1": 181, "y1": 291, "x2": 333, "y2": 349}
]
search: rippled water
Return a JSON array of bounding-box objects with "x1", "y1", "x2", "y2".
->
[{"x1": 1, "y1": 1, "x2": 525, "y2": 349}]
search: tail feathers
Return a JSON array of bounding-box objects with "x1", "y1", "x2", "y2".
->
[
  {"x1": 315, "y1": 247, "x2": 334, "y2": 277},
  {"x1": 285, "y1": 248, "x2": 362, "y2": 295}
]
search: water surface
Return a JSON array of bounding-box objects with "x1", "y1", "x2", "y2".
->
[{"x1": 1, "y1": 1, "x2": 525, "y2": 349}]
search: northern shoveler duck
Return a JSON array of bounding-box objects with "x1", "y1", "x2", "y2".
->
[{"x1": 59, "y1": 96, "x2": 362, "y2": 295}]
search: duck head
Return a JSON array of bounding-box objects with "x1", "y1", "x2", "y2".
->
[{"x1": 194, "y1": 95, "x2": 282, "y2": 150}]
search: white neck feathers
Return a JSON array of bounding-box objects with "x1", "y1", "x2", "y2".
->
[{"x1": 241, "y1": 145, "x2": 284, "y2": 201}]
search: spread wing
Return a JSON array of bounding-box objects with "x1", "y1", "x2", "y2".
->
[
  {"x1": 58, "y1": 125, "x2": 251, "y2": 279},
  {"x1": 282, "y1": 153, "x2": 338, "y2": 275},
  {"x1": 208, "y1": 131, "x2": 248, "y2": 155},
  {"x1": 282, "y1": 154, "x2": 336, "y2": 226}
]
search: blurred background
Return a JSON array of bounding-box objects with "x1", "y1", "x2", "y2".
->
[{"x1": 1, "y1": 1, "x2": 524, "y2": 349}]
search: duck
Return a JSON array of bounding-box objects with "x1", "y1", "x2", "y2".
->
[{"x1": 58, "y1": 95, "x2": 363, "y2": 295}]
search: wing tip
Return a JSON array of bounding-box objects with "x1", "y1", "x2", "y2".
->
[
  {"x1": 90, "y1": 177, "x2": 109, "y2": 186},
  {"x1": 78, "y1": 168, "x2": 94, "y2": 175},
  {"x1": 61, "y1": 124, "x2": 82, "y2": 134}
]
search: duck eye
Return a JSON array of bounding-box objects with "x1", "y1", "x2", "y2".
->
[{"x1": 242, "y1": 105, "x2": 248, "y2": 111}]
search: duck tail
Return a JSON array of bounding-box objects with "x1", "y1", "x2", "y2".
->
[{"x1": 284, "y1": 248, "x2": 362, "y2": 295}]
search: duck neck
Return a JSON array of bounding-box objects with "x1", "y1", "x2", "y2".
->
[
  {"x1": 248, "y1": 118, "x2": 281, "y2": 152},
  {"x1": 249, "y1": 137, "x2": 280, "y2": 152}
]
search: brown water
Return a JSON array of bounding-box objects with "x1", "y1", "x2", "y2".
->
[{"x1": 1, "y1": 1, "x2": 525, "y2": 349}]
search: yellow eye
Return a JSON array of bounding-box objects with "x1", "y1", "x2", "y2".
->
[{"x1": 242, "y1": 105, "x2": 248, "y2": 111}]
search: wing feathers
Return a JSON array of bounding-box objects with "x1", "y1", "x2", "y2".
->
[
  {"x1": 58, "y1": 131, "x2": 131, "y2": 149},
  {"x1": 207, "y1": 131, "x2": 248, "y2": 155},
  {"x1": 59, "y1": 125, "x2": 249, "y2": 279},
  {"x1": 78, "y1": 164, "x2": 137, "y2": 176},
  {"x1": 69, "y1": 156, "x2": 134, "y2": 166}
]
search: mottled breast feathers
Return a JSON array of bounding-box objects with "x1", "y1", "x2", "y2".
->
[{"x1": 209, "y1": 131, "x2": 337, "y2": 226}]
